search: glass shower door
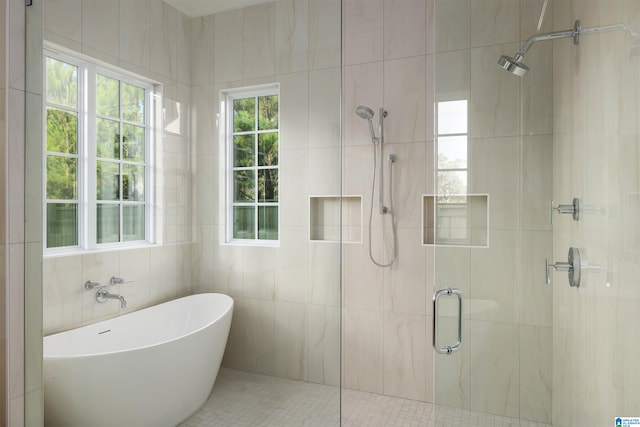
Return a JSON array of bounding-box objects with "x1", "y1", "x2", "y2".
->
[
  {"x1": 434, "y1": 0, "x2": 640, "y2": 425},
  {"x1": 432, "y1": 0, "x2": 554, "y2": 424}
]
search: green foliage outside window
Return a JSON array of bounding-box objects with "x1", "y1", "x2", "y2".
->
[
  {"x1": 45, "y1": 54, "x2": 149, "y2": 249},
  {"x1": 231, "y1": 92, "x2": 279, "y2": 241}
]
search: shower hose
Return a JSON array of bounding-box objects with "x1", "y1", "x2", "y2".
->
[{"x1": 368, "y1": 146, "x2": 398, "y2": 267}]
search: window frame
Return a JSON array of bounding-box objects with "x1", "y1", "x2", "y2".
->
[
  {"x1": 43, "y1": 46, "x2": 157, "y2": 255},
  {"x1": 224, "y1": 84, "x2": 280, "y2": 247},
  {"x1": 435, "y1": 99, "x2": 470, "y2": 245}
]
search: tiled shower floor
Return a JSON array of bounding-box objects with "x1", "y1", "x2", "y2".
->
[{"x1": 179, "y1": 368, "x2": 552, "y2": 427}]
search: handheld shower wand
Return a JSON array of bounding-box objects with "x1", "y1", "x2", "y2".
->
[
  {"x1": 355, "y1": 105, "x2": 397, "y2": 267},
  {"x1": 355, "y1": 105, "x2": 378, "y2": 143}
]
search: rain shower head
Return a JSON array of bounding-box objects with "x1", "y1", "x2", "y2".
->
[
  {"x1": 499, "y1": 19, "x2": 640, "y2": 77},
  {"x1": 498, "y1": 54, "x2": 530, "y2": 77},
  {"x1": 356, "y1": 105, "x2": 375, "y2": 120}
]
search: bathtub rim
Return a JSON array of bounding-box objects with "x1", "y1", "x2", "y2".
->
[{"x1": 43, "y1": 292, "x2": 234, "y2": 360}]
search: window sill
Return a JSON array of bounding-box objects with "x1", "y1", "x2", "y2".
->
[
  {"x1": 43, "y1": 241, "x2": 159, "y2": 259},
  {"x1": 222, "y1": 239, "x2": 280, "y2": 248}
]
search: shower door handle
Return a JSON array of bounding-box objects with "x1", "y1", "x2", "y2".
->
[{"x1": 433, "y1": 288, "x2": 463, "y2": 355}]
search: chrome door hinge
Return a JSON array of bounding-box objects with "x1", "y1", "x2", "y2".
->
[{"x1": 26, "y1": 0, "x2": 33, "y2": 6}]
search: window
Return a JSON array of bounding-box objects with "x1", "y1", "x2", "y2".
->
[
  {"x1": 435, "y1": 99, "x2": 469, "y2": 242},
  {"x1": 226, "y1": 87, "x2": 279, "y2": 243},
  {"x1": 44, "y1": 49, "x2": 155, "y2": 251}
]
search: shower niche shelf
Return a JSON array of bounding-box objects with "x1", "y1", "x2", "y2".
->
[
  {"x1": 309, "y1": 195, "x2": 362, "y2": 243},
  {"x1": 422, "y1": 194, "x2": 489, "y2": 248}
]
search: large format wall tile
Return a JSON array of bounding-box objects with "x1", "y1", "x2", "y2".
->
[
  {"x1": 213, "y1": 9, "x2": 243, "y2": 83},
  {"x1": 243, "y1": 3, "x2": 276, "y2": 80},
  {"x1": 469, "y1": 44, "x2": 521, "y2": 138},
  {"x1": 275, "y1": 301, "x2": 307, "y2": 379},
  {"x1": 343, "y1": 308, "x2": 384, "y2": 393},
  {"x1": 469, "y1": 136, "x2": 520, "y2": 230},
  {"x1": 275, "y1": 0, "x2": 309, "y2": 74},
  {"x1": 383, "y1": 56, "x2": 426, "y2": 144},
  {"x1": 469, "y1": 230, "x2": 519, "y2": 323},
  {"x1": 470, "y1": 0, "x2": 520, "y2": 48},
  {"x1": 191, "y1": 15, "x2": 215, "y2": 87},
  {"x1": 383, "y1": 312, "x2": 427, "y2": 401},
  {"x1": 468, "y1": 320, "x2": 519, "y2": 418},
  {"x1": 383, "y1": 228, "x2": 427, "y2": 315},
  {"x1": 434, "y1": 0, "x2": 470, "y2": 53},
  {"x1": 81, "y1": 0, "x2": 119, "y2": 59},
  {"x1": 309, "y1": 0, "x2": 341, "y2": 69},
  {"x1": 119, "y1": 0, "x2": 151, "y2": 70},
  {"x1": 307, "y1": 304, "x2": 340, "y2": 386},
  {"x1": 342, "y1": 0, "x2": 383, "y2": 65},
  {"x1": 276, "y1": 227, "x2": 310, "y2": 304},
  {"x1": 309, "y1": 67, "x2": 341, "y2": 148},
  {"x1": 343, "y1": 62, "x2": 383, "y2": 147},
  {"x1": 243, "y1": 298, "x2": 277, "y2": 375},
  {"x1": 520, "y1": 324, "x2": 551, "y2": 423},
  {"x1": 44, "y1": 0, "x2": 81, "y2": 47},
  {"x1": 383, "y1": 0, "x2": 426, "y2": 60}
]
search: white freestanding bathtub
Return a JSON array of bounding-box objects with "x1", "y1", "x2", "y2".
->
[{"x1": 43, "y1": 293, "x2": 233, "y2": 427}]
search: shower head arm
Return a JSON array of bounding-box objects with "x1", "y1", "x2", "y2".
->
[
  {"x1": 517, "y1": 20, "x2": 581, "y2": 58},
  {"x1": 517, "y1": 20, "x2": 640, "y2": 59}
]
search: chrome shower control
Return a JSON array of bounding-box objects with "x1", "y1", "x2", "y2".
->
[
  {"x1": 545, "y1": 247, "x2": 581, "y2": 287},
  {"x1": 549, "y1": 198, "x2": 580, "y2": 224}
]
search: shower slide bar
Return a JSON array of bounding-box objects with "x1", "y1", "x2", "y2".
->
[{"x1": 433, "y1": 288, "x2": 463, "y2": 355}]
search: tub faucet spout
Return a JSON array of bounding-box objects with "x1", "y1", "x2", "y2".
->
[{"x1": 96, "y1": 287, "x2": 127, "y2": 308}]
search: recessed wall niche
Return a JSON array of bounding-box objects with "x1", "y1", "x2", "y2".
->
[
  {"x1": 309, "y1": 196, "x2": 362, "y2": 243},
  {"x1": 423, "y1": 194, "x2": 489, "y2": 247}
]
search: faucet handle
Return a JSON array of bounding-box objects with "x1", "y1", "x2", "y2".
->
[
  {"x1": 110, "y1": 276, "x2": 133, "y2": 286},
  {"x1": 84, "y1": 281, "x2": 102, "y2": 290}
]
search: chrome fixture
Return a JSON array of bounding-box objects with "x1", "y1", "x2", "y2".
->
[
  {"x1": 96, "y1": 287, "x2": 127, "y2": 308},
  {"x1": 110, "y1": 276, "x2": 128, "y2": 286},
  {"x1": 84, "y1": 280, "x2": 102, "y2": 290},
  {"x1": 355, "y1": 105, "x2": 376, "y2": 143},
  {"x1": 433, "y1": 288, "x2": 463, "y2": 355},
  {"x1": 499, "y1": 19, "x2": 640, "y2": 76},
  {"x1": 86, "y1": 277, "x2": 129, "y2": 308},
  {"x1": 546, "y1": 247, "x2": 582, "y2": 287},
  {"x1": 549, "y1": 198, "x2": 581, "y2": 224},
  {"x1": 356, "y1": 105, "x2": 398, "y2": 267}
]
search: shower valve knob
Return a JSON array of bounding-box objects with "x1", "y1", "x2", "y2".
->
[
  {"x1": 545, "y1": 247, "x2": 581, "y2": 287},
  {"x1": 549, "y1": 198, "x2": 580, "y2": 224}
]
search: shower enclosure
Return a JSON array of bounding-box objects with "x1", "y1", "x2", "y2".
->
[
  {"x1": 343, "y1": 0, "x2": 640, "y2": 425},
  {"x1": 430, "y1": 0, "x2": 640, "y2": 424}
]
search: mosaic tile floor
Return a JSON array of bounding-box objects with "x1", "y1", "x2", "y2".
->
[{"x1": 179, "y1": 368, "x2": 552, "y2": 427}]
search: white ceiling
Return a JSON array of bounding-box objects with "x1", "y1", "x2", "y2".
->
[{"x1": 163, "y1": 0, "x2": 273, "y2": 18}]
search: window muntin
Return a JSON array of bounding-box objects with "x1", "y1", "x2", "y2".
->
[
  {"x1": 95, "y1": 73, "x2": 148, "y2": 244},
  {"x1": 435, "y1": 99, "x2": 469, "y2": 242},
  {"x1": 45, "y1": 57, "x2": 80, "y2": 248},
  {"x1": 227, "y1": 89, "x2": 279, "y2": 243},
  {"x1": 44, "y1": 50, "x2": 153, "y2": 252}
]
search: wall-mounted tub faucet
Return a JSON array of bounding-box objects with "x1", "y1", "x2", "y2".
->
[{"x1": 96, "y1": 287, "x2": 127, "y2": 309}]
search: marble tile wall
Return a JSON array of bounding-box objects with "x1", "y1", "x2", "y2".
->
[
  {"x1": 552, "y1": 0, "x2": 640, "y2": 425},
  {"x1": 41, "y1": 0, "x2": 193, "y2": 335},
  {"x1": 342, "y1": 0, "x2": 553, "y2": 423},
  {"x1": 191, "y1": 0, "x2": 342, "y2": 387}
]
